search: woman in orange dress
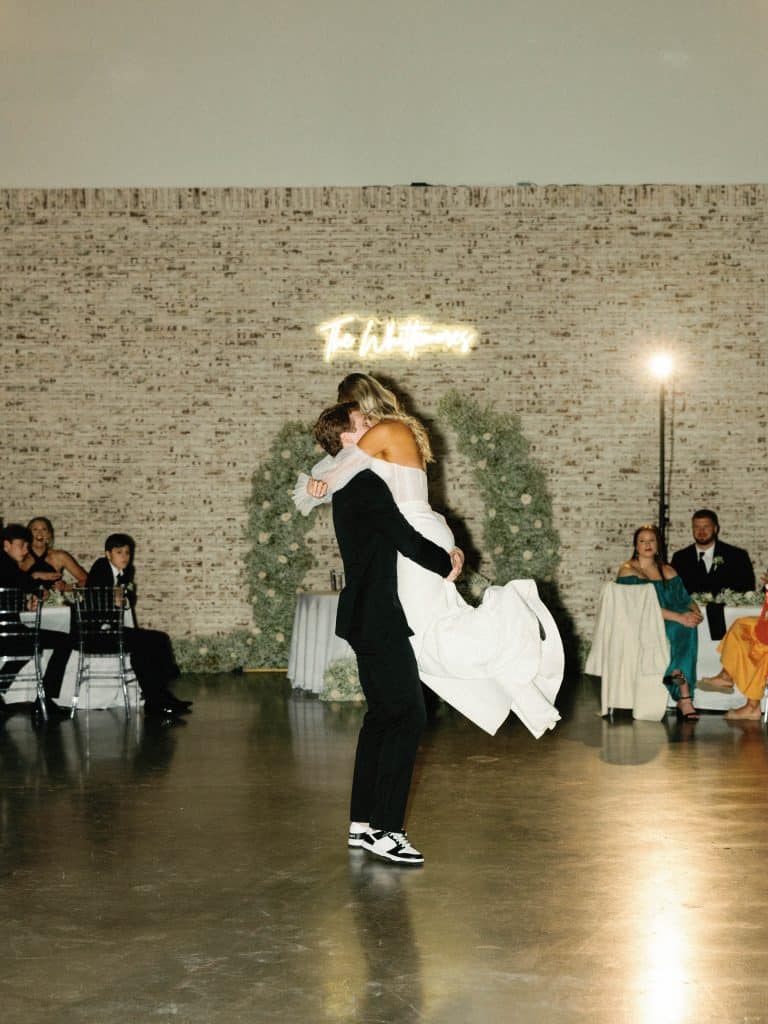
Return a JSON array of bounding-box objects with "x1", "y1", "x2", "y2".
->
[{"x1": 707, "y1": 572, "x2": 768, "y2": 721}]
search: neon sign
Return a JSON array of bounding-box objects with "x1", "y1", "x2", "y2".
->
[{"x1": 318, "y1": 315, "x2": 477, "y2": 361}]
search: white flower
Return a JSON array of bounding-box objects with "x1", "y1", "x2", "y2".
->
[
  {"x1": 252, "y1": 626, "x2": 262, "y2": 636},
  {"x1": 510, "y1": 525, "x2": 520, "y2": 534},
  {"x1": 275, "y1": 632, "x2": 285, "y2": 642},
  {"x1": 477, "y1": 459, "x2": 487, "y2": 470},
  {"x1": 280, "y1": 512, "x2": 292, "y2": 523},
  {"x1": 257, "y1": 570, "x2": 267, "y2": 579},
  {"x1": 470, "y1": 435, "x2": 478, "y2": 444},
  {"x1": 534, "y1": 519, "x2": 542, "y2": 529},
  {"x1": 245, "y1": 637, "x2": 252, "y2": 645},
  {"x1": 266, "y1": 588, "x2": 275, "y2": 597},
  {"x1": 258, "y1": 531, "x2": 271, "y2": 544},
  {"x1": 493, "y1": 545, "x2": 503, "y2": 554},
  {"x1": 262, "y1": 500, "x2": 272, "y2": 510},
  {"x1": 263, "y1": 470, "x2": 272, "y2": 480},
  {"x1": 483, "y1": 432, "x2": 491, "y2": 440},
  {"x1": 277, "y1": 555, "x2": 288, "y2": 564},
  {"x1": 488, "y1": 508, "x2": 496, "y2": 519},
  {"x1": 520, "y1": 494, "x2": 532, "y2": 506},
  {"x1": 198, "y1": 646, "x2": 209, "y2": 655},
  {"x1": 523, "y1": 550, "x2": 533, "y2": 561},
  {"x1": 289, "y1": 543, "x2": 299, "y2": 551},
  {"x1": 280, "y1": 449, "x2": 290, "y2": 459},
  {"x1": 488, "y1": 443, "x2": 496, "y2": 450},
  {"x1": 330, "y1": 688, "x2": 341, "y2": 700}
]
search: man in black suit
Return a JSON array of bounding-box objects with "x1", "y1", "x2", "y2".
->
[
  {"x1": 671, "y1": 508, "x2": 755, "y2": 642},
  {"x1": 86, "y1": 534, "x2": 190, "y2": 718},
  {"x1": 313, "y1": 403, "x2": 462, "y2": 866},
  {"x1": 0, "y1": 524, "x2": 72, "y2": 721}
]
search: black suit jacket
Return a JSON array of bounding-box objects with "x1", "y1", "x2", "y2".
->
[
  {"x1": 86, "y1": 558, "x2": 136, "y2": 604},
  {"x1": 332, "y1": 469, "x2": 452, "y2": 654},
  {"x1": 671, "y1": 539, "x2": 755, "y2": 597}
]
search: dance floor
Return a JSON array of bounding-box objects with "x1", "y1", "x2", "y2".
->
[{"x1": 2, "y1": 673, "x2": 768, "y2": 1023}]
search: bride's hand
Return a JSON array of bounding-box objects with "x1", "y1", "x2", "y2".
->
[
  {"x1": 306, "y1": 477, "x2": 328, "y2": 499},
  {"x1": 447, "y1": 547, "x2": 464, "y2": 582}
]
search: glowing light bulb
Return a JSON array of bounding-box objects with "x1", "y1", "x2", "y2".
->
[{"x1": 649, "y1": 353, "x2": 674, "y2": 381}]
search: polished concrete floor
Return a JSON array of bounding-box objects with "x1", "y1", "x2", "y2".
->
[{"x1": 2, "y1": 674, "x2": 768, "y2": 1024}]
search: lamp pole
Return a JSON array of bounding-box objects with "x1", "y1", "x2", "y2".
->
[
  {"x1": 658, "y1": 378, "x2": 667, "y2": 554},
  {"x1": 649, "y1": 353, "x2": 673, "y2": 556}
]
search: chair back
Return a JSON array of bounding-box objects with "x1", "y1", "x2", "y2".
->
[
  {"x1": 71, "y1": 586, "x2": 128, "y2": 656},
  {"x1": 0, "y1": 586, "x2": 43, "y2": 651}
]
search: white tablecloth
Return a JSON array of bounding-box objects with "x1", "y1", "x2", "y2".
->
[
  {"x1": 4, "y1": 604, "x2": 137, "y2": 709},
  {"x1": 287, "y1": 592, "x2": 354, "y2": 694},
  {"x1": 692, "y1": 603, "x2": 764, "y2": 711}
]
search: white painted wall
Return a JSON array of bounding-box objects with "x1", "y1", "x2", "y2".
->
[{"x1": 2, "y1": 0, "x2": 766, "y2": 187}]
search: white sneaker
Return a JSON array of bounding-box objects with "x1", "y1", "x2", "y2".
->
[
  {"x1": 361, "y1": 830, "x2": 424, "y2": 865},
  {"x1": 348, "y1": 822, "x2": 370, "y2": 848}
]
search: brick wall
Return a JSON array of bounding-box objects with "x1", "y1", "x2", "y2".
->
[{"x1": 1, "y1": 186, "x2": 766, "y2": 651}]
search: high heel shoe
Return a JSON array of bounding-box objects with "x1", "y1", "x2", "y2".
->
[{"x1": 675, "y1": 696, "x2": 699, "y2": 721}]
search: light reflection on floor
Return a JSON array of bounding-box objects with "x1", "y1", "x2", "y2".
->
[{"x1": 2, "y1": 673, "x2": 768, "y2": 1023}]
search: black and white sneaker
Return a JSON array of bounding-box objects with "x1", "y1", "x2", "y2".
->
[
  {"x1": 361, "y1": 830, "x2": 424, "y2": 865},
  {"x1": 348, "y1": 822, "x2": 370, "y2": 848}
]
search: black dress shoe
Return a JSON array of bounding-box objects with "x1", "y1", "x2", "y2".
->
[
  {"x1": 144, "y1": 701, "x2": 185, "y2": 719},
  {"x1": 161, "y1": 692, "x2": 193, "y2": 713},
  {"x1": 31, "y1": 698, "x2": 68, "y2": 726}
]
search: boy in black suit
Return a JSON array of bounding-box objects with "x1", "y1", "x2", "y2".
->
[
  {"x1": 0, "y1": 523, "x2": 73, "y2": 721},
  {"x1": 86, "y1": 534, "x2": 190, "y2": 718},
  {"x1": 313, "y1": 403, "x2": 462, "y2": 865}
]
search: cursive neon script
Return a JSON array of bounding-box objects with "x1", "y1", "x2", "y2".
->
[{"x1": 318, "y1": 315, "x2": 477, "y2": 361}]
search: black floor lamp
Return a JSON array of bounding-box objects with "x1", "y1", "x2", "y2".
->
[{"x1": 649, "y1": 353, "x2": 674, "y2": 554}]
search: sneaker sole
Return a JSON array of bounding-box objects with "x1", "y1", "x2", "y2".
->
[
  {"x1": 364, "y1": 845, "x2": 424, "y2": 865},
  {"x1": 348, "y1": 836, "x2": 367, "y2": 849}
]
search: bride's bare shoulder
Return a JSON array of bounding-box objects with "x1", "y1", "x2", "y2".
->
[{"x1": 359, "y1": 419, "x2": 418, "y2": 457}]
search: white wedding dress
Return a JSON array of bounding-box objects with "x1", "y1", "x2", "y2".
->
[{"x1": 294, "y1": 446, "x2": 564, "y2": 738}]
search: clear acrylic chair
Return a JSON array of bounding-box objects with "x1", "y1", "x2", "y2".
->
[
  {"x1": 0, "y1": 586, "x2": 47, "y2": 721},
  {"x1": 70, "y1": 586, "x2": 138, "y2": 718}
]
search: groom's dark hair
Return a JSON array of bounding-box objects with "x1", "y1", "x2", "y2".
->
[{"x1": 313, "y1": 402, "x2": 359, "y2": 456}]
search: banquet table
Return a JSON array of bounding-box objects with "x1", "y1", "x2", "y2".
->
[
  {"x1": 287, "y1": 592, "x2": 354, "y2": 694},
  {"x1": 3, "y1": 603, "x2": 137, "y2": 709},
  {"x1": 692, "y1": 603, "x2": 764, "y2": 711}
]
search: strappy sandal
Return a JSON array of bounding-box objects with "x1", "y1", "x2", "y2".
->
[{"x1": 675, "y1": 696, "x2": 699, "y2": 721}]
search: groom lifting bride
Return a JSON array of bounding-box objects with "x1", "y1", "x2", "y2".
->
[
  {"x1": 306, "y1": 376, "x2": 564, "y2": 865},
  {"x1": 312, "y1": 401, "x2": 464, "y2": 865}
]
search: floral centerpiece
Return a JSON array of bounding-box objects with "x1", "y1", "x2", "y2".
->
[{"x1": 691, "y1": 589, "x2": 765, "y2": 608}]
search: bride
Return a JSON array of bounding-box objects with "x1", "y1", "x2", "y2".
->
[{"x1": 294, "y1": 374, "x2": 564, "y2": 738}]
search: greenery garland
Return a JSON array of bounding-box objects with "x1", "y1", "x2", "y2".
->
[{"x1": 437, "y1": 390, "x2": 561, "y2": 586}]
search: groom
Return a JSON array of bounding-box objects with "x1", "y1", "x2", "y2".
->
[{"x1": 313, "y1": 402, "x2": 463, "y2": 865}]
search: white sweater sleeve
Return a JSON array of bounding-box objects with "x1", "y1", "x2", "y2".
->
[{"x1": 292, "y1": 445, "x2": 376, "y2": 517}]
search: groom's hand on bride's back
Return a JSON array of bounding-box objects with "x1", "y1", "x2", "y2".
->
[{"x1": 447, "y1": 548, "x2": 464, "y2": 583}]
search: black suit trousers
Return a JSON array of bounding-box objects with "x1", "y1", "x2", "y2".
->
[
  {"x1": 350, "y1": 635, "x2": 427, "y2": 833},
  {"x1": 0, "y1": 627, "x2": 73, "y2": 699},
  {"x1": 121, "y1": 627, "x2": 180, "y2": 700}
]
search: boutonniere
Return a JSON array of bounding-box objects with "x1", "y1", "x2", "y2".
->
[{"x1": 712, "y1": 556, "x2": 725, "y2": 570}]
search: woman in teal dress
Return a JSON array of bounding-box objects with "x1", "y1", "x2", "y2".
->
[{"x1": 616, "y1": 524, "x2": 703, "y2": 720}]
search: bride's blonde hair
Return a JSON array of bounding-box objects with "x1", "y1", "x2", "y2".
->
[{"x1": 336, "y1": 373, "x2": 434, "y2": 463}]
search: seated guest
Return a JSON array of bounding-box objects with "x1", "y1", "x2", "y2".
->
[
  {"x1": 20, "y1": 517, "x2": 88, "y2": 592},
  {"x1": 0, "y1": 524, "x2": 72, "y2": 721},
  {"x1": 671, "y1": 509, "x2": 755, "y2": 643},
  {"x1": 617, "y1": 524, "x2": 703, "y2": 721},
  {"x1": 86, "y1": 534, "x2": 191, "y2": 719},
  {"x1": 700, "y1": 571, "x2": 768, "y2": 720}
]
